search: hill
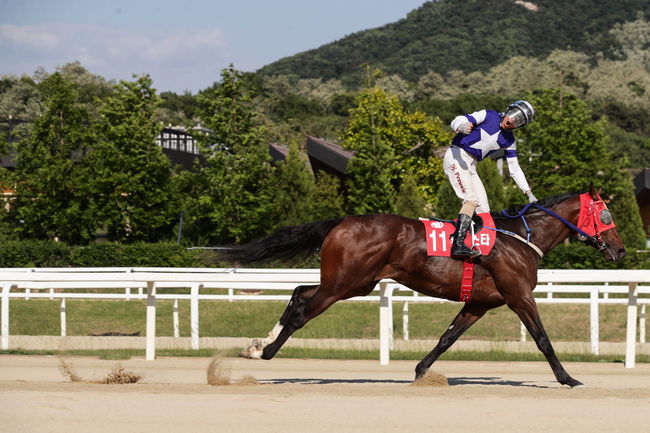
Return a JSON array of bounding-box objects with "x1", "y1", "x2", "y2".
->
[{"x1": 258, "y1": 0, "x2": 649, "y2": 86}]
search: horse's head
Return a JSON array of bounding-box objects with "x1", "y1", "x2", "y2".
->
[{"x1": 575, "y1": 183, "x2": 626, "y2": 262}]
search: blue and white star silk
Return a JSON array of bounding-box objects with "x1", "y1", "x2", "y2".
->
[
  {"x1": 451, "y1": 109, "x2": 516, "y2": 161},
  {"x1": 449, "y1": 109, "x2": 531, "y2": 193}
]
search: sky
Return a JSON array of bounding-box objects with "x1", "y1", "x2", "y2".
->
[{"x1": 0, "y1": 0, "x2": 429, "y2": 94}]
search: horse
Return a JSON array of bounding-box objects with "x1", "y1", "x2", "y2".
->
[{"x1": 218, "y1": 184, "x2": 626, "y2": 387}]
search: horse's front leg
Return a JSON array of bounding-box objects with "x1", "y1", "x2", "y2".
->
[
  {"x1": 415, "y1": 302, "x2": 493, "y2": 379},
  {"x1": 507, "y1": 294, "x2": 583, "y2": 388}
]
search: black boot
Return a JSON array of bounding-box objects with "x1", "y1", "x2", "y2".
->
[{"x1": 450, "y1": 214, "x2": 481, "y2": 259}]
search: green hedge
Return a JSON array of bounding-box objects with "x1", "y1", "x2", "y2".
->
[
  {"x1": 0, "y1": 239, "x2": 646, "y2": 269},
  {"x1": 541, "y1": 242, "x2": 650, "y2": 270},
  {"x1": 0, "y1": 240, "x2": 212, "y2": 268}
]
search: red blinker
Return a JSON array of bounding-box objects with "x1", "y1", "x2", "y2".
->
[{"x1": 577, "y1": 193, "x2": 616, "y2": 236}]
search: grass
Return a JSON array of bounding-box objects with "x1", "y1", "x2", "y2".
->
[
  {"x1": 3, "y1": 298, "x2": 647, "y2": 363},
  {"x1": 6, "y1": 298, "x2": 643, "y2": 342},
  {"x1": 2, "y1": 347, "x2": 647, "y2": 364}
]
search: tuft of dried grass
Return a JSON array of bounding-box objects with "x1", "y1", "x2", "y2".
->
[
  {"x1": 207, "y1": 356, "x2": 231, "y2": 386},
  {"x1": 411, "y1": 371, "x2": 449, "y2": 387},
  {"x1": 96, "y1": 364, "x2": 142, "y2": 384},
  {"x1": 235, "y1": 375, "x2": 259, "y2": 386},
  {"x1": 57, "y1": 356, "x2": 83, "y2": 383}
]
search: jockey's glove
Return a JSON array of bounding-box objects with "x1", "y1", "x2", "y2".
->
[
  {"x1": 456, "y1": 122, "x2": 473, "y2": 135},
  {"x1": 527, "y1": 191, "x2": 538, "y2": 203}
]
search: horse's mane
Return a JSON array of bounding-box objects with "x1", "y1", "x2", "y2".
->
[{"x1": 492, "y1": 192, "x2": 579, "y2": 219}]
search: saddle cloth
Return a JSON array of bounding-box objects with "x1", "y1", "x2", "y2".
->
[{"x1": 420, "y1": 213, "x2": 497, "y2": 257}]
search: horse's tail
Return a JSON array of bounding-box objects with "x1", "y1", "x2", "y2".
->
[{"x1": 217, "y1": 218, "x2": 345, "y2": 266}]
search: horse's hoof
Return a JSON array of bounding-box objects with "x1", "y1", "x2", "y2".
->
[
  {"x1": 565, "y1": 379, "x2": 584, "y2": 388},
  {"x1": 238, "y1": 344, "x2": 263, "y2": 359},
  {"x1": 239, "y1": 338, "x2": 265, "y2": 358}
]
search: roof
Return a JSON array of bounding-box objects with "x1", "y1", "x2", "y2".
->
[
  {"x1": 305, "y1": 135, "x2": 355, "y2": 175},
  {"x1": 268, "y1": 143, "x2": 289, "y2": 162}
]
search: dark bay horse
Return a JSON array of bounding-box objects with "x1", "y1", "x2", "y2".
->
[{"x1": 220, "y1": 185, "x2": 626, "y2": 387}]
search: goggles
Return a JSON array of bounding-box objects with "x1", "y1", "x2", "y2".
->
[{"x1": 504, "y1": 107, "x2": 528, "y2": 128}]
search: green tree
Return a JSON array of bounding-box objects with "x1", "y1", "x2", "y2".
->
[
  {"x1": 312, "y1": 172, "x2": 345, "y2": 221},
  {"x1": 433, "y1": 181, "x2": 459, "y2": 220},
  {"x1": 341, "y1": 85, "x2": 449, "y2": 215},
  {"x1": 517, "y1": 88, "x2": 645, "y2": 248},
  {"x1": 272, "y1": 142, "x2": 318, "y2": 227},
  {"x1": 395, "y1": 168, "x2": 427, "y2": 218},
  {"x1": 89, "y1": 75, "x2": 176, "y2": 242},
  {"x1": 10, "y1": 72, "x2": 98, "y2": 243},
  {"x1": 193, "y1": 65, "x2": 276, "y2": 243}
]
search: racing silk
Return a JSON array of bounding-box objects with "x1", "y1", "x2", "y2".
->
[{"x1": 450, "y1": 109, "x2": 531, "y2": 193}]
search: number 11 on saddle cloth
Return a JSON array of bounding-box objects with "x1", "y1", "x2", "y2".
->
[{"x1": 420, "y1": 213, "x2": 497, "y2": 257}]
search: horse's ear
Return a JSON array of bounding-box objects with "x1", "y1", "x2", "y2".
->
[{"x1": 589, "y1": 181, "x2": 597, "y2": 198}]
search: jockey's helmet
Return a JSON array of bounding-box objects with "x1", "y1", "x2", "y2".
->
[{"x1": 503, "y1": 100, "x2": 535, "y2": 128}]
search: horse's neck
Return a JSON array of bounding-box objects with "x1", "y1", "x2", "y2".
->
[{"x1": 527, "y1": 200, "x2": 580, "y2": 253}]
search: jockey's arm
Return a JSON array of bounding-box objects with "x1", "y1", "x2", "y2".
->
[
  {"x1": 505, "y1": 151, "x2": 531, "y2": 194},
  {"x1": 450, "y1": 110, "x2": 488, "y2": 134}
]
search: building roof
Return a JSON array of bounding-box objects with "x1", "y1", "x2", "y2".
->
[
  {"x1": 305, "y1": 135, "x2": 355, "y2": 175},
  {"x1": 268, "y1": 143, "x2": 289, "y2": 162}
]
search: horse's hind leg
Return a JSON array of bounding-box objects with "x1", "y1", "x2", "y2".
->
[
  {"x1": 507, "y1": 294, "x2": 582, "y2": 388},
  {"x1": 414, "y1": 302, "x2": 491, "y2": 379},
  {"x1": 261, "y1": 286, "x2": 344, "y2": 359},
  {"x1": 240, "y1": 284, "x2": 318, "y2": 359}
]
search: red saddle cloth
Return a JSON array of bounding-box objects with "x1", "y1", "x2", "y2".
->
[{"x1": 420, "y1": 213, "x2": 497, "y2": 257}]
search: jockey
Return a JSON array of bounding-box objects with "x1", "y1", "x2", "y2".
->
[{"x1": 443, "y1": 100, "x2": 537, "y2": 259}]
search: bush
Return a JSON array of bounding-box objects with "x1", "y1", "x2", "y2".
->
[
  {"x1": 541, "y1": 242, "x2": 650, "y2": 270},
  {"x1": 0, "y1": 241, "x2": 211, "y2": 267}
]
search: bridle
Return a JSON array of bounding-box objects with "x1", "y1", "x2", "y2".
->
[{"x1": 501, "y1": 196, "x2": 614, "y2": 255}]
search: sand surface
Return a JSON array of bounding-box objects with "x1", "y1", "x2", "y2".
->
[{"x1": 1, "y1": 355, "x2": 649, "y2": 433}]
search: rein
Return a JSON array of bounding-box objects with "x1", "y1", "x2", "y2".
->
[{"x1": 500, "y1": 202, "x2": 608, "y2": 253}]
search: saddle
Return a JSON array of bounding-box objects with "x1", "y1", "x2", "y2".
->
[
  {"x1": 425, "y1": 213, "x2": 486, "y2": 232},
  {"x1": 419, "y1": 213, "x2": 497, "y2": 257}
]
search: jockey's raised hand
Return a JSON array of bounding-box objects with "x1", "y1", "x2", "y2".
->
[
  {"x1": 526, "y1": 190, "x2": 538, "y2": 203},
  {"x1": 456, "y1": 121, "x2": 473, "y2": 135}
]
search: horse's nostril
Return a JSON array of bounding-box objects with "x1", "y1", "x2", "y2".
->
[{"x1": 618, "y1": 248, "x2": 626, "y2": 258}]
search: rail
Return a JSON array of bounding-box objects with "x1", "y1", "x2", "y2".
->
[{"x1": 0, "y1": 268, "x2": 648, "y2": 366}]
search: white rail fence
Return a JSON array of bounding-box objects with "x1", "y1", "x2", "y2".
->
[{"x1": 0, "y1": 268, "x2": 648, "y2": 367}]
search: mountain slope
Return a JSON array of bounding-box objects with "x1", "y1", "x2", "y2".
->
[{"x1": 258, "y1": 0, "x2": 648, "y2": 86}]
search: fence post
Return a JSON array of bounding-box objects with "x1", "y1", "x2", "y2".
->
[
  {"x1": 1, "y1": 284, "x2": 10, "y2": 350},
  {"x1": 145, "y1": 281, "x2": 156, "y2": 361},
  {"x1": 625, "y1": 282, "x2": 638, "y2": 368},
  {"x1": 379, "y1": 282, "x2": 393, "y2": 366},
  {"x1": 60, "y1": 298, "x2": 66, "y2": 337},
  {"x1": 640, "y1": 304, "x2": 646, "y2": 344},
  {"x1": 190, "y1": 284, "x2": 201, "y2": 350},
  {"x1": 402, "y1": 302, "x2": 409, "y2": 341},
  {"x1": 590, "y1": 286, "x2": 599, "y2": 355},
  {"x1": 172, "y1": 299, "x2": 179, "y2": 338},
  {"x1": 520, "y1": 322, "x2": 527, "y2": 342}
]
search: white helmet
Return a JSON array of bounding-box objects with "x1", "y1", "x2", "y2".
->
[{"x1": 504, "y1": 100, "x2": 535, "y2": 128}]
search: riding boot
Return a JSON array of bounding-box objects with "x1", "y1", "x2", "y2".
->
[{"x1": 450, "y1": 214, "x2": 481, "y2": 260}]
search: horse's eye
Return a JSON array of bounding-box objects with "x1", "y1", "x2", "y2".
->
[{"x1": 600, "y1": 209, "x2": 612, "y2": 225}]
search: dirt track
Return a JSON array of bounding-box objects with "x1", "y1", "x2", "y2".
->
[{"x1": 1, "y1": 355, "x2": 649, "y2": 433}]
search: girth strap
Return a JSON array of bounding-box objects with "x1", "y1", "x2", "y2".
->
[{"x1": 460, "y1": 259, "x2": 475, "y2": 302}]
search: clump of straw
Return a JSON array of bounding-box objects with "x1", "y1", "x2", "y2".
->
[
  {"x1": 235, "y1": 375, "x2": 259, "y2": 386},
  {"x1": 97, "y1": 364, "x2": 142, "y2": 384},
  {"x1": 207, "y1": 356, "x2": 231, "y2": 386},
  {"x1": 411, "y1": 371, "x2": 449, "y2": 387}
]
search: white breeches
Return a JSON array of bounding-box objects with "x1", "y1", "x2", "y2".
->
[{"x1": 443, "y1": 146, "x2": 490, "y2": 213}]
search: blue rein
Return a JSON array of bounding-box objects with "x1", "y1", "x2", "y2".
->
[{"x1": 501, "y1": 202, "x2": 593, "y2": 240}]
